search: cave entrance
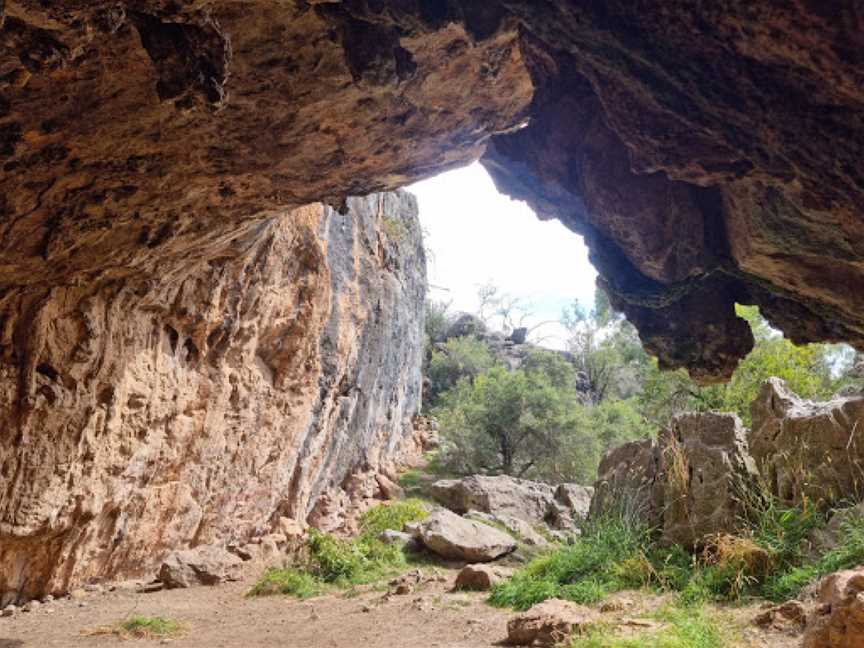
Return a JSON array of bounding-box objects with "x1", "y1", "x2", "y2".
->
[{"x1": 408, "y1": 162, "x2": 596, "y2": 349}]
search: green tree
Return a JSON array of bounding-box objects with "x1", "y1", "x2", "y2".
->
[{"x1": 426, "y1": 335, "x2": 497, "y2": 407}]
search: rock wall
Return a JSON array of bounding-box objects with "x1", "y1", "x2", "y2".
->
[{"x1": 0, "y1": 191, "x2": 426, "y2": 604}]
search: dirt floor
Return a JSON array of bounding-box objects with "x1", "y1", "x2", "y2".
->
[{"x1": 0, "y1": 562, "x2": 798, "y2": 648}]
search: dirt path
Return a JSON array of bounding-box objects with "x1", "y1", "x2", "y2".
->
[{"x1": 0, "y1": 566, "x2": 514, "y2": 648}]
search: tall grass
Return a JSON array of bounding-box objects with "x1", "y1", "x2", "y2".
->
[
  {"x1": 571, "y1": 605, "x2": 726, "y2": 648},
  {"x1": 490, "y1": 496, "x2": 864, "y2": 611}
]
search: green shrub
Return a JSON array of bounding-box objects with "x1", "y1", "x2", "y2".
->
[
  {"x1": 426, "y1": 336, "x2": 496, "y2": 406},
  {"x1": 359, "y1": 499, "x2": 428, "y2": 539},
  {"x1": 249, "y1": 568, "x2": 321, "y2": 598}
]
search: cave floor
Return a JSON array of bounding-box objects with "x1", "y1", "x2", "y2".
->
[{"x1": 0, "y1": 565, "x2": 793, "y2": 648}]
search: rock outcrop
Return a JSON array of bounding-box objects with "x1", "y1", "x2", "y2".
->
[
  {"x1": 0, "y1": 192, "x2": 426, "y2": 603},
  {"x1": 592, "y1": 412, "x2": 757, "y2": 547},
  {"x1": 803, "y1": 568, "x2": 864, "y2": 648},
  {"x1": 750, "y1": 378, "x2": 864, "y2": 507}
]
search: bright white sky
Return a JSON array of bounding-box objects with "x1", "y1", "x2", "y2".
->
[{"x1": 408, "y1": 162, "x2": 598, "y2": 349}]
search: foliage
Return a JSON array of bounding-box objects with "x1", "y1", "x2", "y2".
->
[
  {"x1": 434, "y1": 360, "x2": 588, "y2": 478},
  {"x1": 359, "y1": 498, "x2": 428, "y2": 538},
  {"x1": 489, "y1": 514, "x2": 656, "y2": 610},
  {"x1": 489, "y1": 494, "x2": 864, "y2": 613},
  {"x1": 250, "y1": 501, "x2": 428, "y2": 597},
  {"x1": 571, "y1": 604, "x2": 726, "y2": 648},
  {"x1": 426, "y1": 335, "x2": 496, "y2": 407}
]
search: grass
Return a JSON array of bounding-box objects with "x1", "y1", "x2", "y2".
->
[
  {"x1": 490, "y1": 495, "x2": 864, "y2": 612},
  {"x1": 571, "y1": 604, "x2": 726, "y2": 648},
  {"x1": 87, "y1": 616, "x2": 185, "y2": 640},
  {"x1": 249, "y1": 499, "x2": 428, "y2": 598}
]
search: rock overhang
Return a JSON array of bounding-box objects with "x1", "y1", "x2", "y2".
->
[{"x1": 2, "y1": 0, "x2": 864, "y2": 381}]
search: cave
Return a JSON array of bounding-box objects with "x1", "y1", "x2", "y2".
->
[{"x1": 1, "y1": 1, "x2": 864, "y2": 602}]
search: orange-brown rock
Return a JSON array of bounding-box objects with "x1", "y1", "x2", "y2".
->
[
  {"x1": 4, "y1": 0, "x2": 864, "y2": 607},
  {"x1": 804, "y1": 568, "x2": 864, "y2": 648},
  {"x1": 0, "y1": 192, "x2": 427, "y2": 604}
]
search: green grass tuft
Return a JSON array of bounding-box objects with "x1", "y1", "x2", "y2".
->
[
  {"x1": 120, "y1": 616, "x2": 183, "y2": 638},
  {"x1": 248, "y1": 568, "x2": 321, "y2": 598}
]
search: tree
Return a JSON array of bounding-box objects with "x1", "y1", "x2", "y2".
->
[
  {"x1": 434, "y1": 365, "x2": 579, "y2": 477},
  {"x1": 426, "y1": 336, "x2": 497, "y2": 407}
]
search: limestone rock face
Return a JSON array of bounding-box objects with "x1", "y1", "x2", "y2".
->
[
  {"x1": 0, "y1": 191, "x2": 426, "y2": 603},
  {"x1": 750, "y1": 377, "x2": 864, "y2": 507}
]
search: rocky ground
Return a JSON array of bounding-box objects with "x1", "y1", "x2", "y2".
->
[{"x1": 0, "y1": 567, "x2": 792, "y2": 648}]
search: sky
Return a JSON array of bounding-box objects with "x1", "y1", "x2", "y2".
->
[{"x1": 407, "y1": 162, "x2": 598, "y2": 349}]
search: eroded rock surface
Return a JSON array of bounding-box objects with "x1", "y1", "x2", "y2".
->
[
  {"x1": 411, "y1": 509, "x2": 517, "y2": 562},
  {"x1": 0, "y1": 192, "x2": 426, "y2": 603},
  {"x1": 804, "y1": 568, "x2": 864, "y2": 648},
  {"x1": 750, "y1": 377, "x2": 864, "y2": 507}
]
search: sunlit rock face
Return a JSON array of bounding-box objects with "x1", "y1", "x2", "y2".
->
[
  {"x1": 0, "y1": 192, "x2": 426, "y2": 603},
  {"x1": 2, "y1": 0, "x2": 864, "y2": 597}
]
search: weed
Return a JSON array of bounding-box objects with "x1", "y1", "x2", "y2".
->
[
  {"x1": 248, "y1": 568, "x2": 320, "y2": 598},
  {"x1": 358, "y1": 498, "x2": 428, "y2": 539},
  {"x1": 571, "y1": 604, "x2": 726, "y2": 648}
]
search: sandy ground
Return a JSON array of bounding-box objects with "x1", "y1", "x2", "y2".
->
[
  {"x1": 0, "y1": 564, "x2": 798, "y2": 648},
  {"x1": 0, "y1": 567, "x2": 514, "y2": 648}
]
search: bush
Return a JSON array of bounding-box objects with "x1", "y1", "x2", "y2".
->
[
  {"x1": 120, "y1": 616, "x2": 184, "y2": 639},
  {"x1": 250, "y1": 500, "x2": 429, "y2": 597},
  {"x1": 426, "y1": 336, "x2": 496, "y2": 406}
]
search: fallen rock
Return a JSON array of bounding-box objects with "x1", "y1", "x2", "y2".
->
[
  {"x1": 455, "y1": 564, "x2": 512, "y2": 591},
  {"x1": 157, "y1": 545, "x2": 243, "y2": 588},
  {"x1": 1, "y1": 605, "x2": 16, "y2": 618},
  {"x1": 389, "y1": 570, "x2": 425, "y2": 595},
  {"x1": 431, "y1": 475, "x2": 590, "y2": 532},
  {"x1": 750, "y1": 378, "x2": 864, "y2": 508},
  {"x1": 754, "y1": 600, "x2": 808, "y2": 634},
  {"x1": 414, "y1": 509, "x2": 517, "y2": 562},
  {"x1": 21, "y1": 600, "x2": 41, "y2": 613},
  {"x1": 376, "y1": 474, "x2": 405, "y2": 501},
  {"x1": 590, "y1": 438, "x2": 663, "y2": 526},
  {"x1": 378, "y1": 529, "x2": 417, "y2": 547},
  {"x1": 507, "y1": 599, "x2": 598, "y2": 646},
  {"x1": 803, "y1": 568, "x2": 864, "y2": 647}
]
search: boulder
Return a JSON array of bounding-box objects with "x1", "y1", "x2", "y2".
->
[
  {"x1": 157, "y1": 546, "x2": 243, "y2": 588},
  {"x1": 506, "y1": 599, "x2": 598, "y2": 646},
  {"x1": 455, "y1": 564, "x2": 512, "y2": 591},
  {"x1": 431, "y1": 475, "x2": 590, "y2": 532},
  {"x1": 591, "y1": 412, "x2": 757, "y2": 547},
  {"x1": 750, "y1": 378, "x2": 864, "y2": 507},
  {"x1": 444, "y1": 313, "x2": 487, "y2": 341},
  {"x1": 464, "y1": 511, "x2": 547, "y2": 546},
  {"x1": 803, "y1": 568, "x2": 864, "y2": 648},
  {"x1": 660, "y1": 412, "x2": 758, "y2": 547},
  {"x1": 590, "y1": 438, "x2": 663, "y2": 526},
  {"x1": 413, "y1": 509, "x2": 517, "y2": 562}
]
